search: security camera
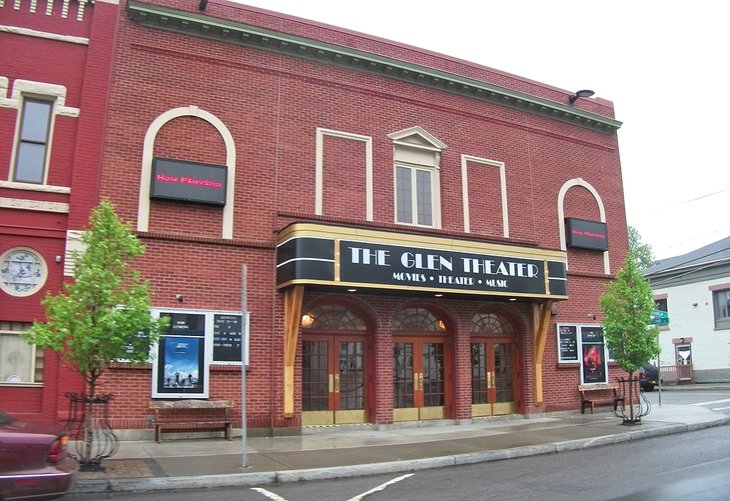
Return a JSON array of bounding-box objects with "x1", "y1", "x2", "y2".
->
[{"x1": 175, "y1": 294, "x2": 184, "y2": 303}]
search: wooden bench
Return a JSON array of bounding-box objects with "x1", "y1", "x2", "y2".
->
[
  {"x1": 149, "y1": 399, "x2": 233, "y2": 443},
  {"x1": 578, "y1": 383, "x2": 624, "y2": 414}
]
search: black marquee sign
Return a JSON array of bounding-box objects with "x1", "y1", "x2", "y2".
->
[{"x1": 276, "y1": 223, "x2": 568, "y2": 299}]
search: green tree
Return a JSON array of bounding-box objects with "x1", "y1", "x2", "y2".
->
[
  {"x1": 628, "y1": 225, "x2": 654, "y2": 270},
  {"x1": 24, "y1": 199, "x2": 168, "y2": 464},
  {"x1": 600, "y1": 251, "x2": 660, "y2": 423}
]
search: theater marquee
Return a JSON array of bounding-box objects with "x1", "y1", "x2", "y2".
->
[{"x1": 276, "y1": 223, "x2": 568, "y2": 299}]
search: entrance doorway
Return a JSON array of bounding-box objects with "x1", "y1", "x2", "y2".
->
[
  {"x1": 392, "y1": 307, "x2": 451, "y2": 422},
  {"x1": 300, "y1": 304, "x2": 369, "y2": 426},
  {"x1": 470, "y1": 312, "x2": 517, "y2": 416}
]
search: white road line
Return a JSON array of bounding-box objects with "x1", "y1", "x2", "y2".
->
[
  {"x1": 346, "y1": 473, "x2": 416, "y2": 501},
  {"x1": 711, "y1": 406, "x2": 730, "y2": 411},
  {"x1": 691, "y1": 398, "x2": 730, "y2": 406},
  {"x1": 251, "y1": 487, "x2": 289, "y2": 501}
]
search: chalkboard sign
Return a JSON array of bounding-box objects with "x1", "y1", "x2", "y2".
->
[
  {"x1": 557, "y1": 325, "x2": 578, "y2": 362},
  {"x1": 212, "y1": 313, "x2": 249, "y2": 364},
  {"x1": 213, "y1": 314, "x2": 241, "y2": 362}
]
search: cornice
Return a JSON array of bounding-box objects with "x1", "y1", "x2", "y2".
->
[{"x1": 126, "y1": 1, "x2": 622, "y2": 134}]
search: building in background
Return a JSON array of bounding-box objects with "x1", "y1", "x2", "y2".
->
[
  {"x1": 4, "y1": 0, "x2": 631, "y2": 436},
  {"x1": 0, "y1": 0, "x2": 119, "y2": 423},
  {"x1": 645, "y1": 236, "x2": 730, "y2": 383}
]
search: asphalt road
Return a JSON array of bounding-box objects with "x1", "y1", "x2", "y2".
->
[{"x1": 66, "y1": 419, "x2": 730, "y2": 501}]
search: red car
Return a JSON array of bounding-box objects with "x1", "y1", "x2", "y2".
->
[{"x1": 0, "y1": 411, "x2": 78, "y2": 500}]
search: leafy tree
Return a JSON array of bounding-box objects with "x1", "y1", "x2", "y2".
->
[
  {"x1": 628, "y1": 225, "x2": 654, "y2": 270},
  {"x1": 600, "y1": 251, "x2": 660, "y2": 423},
  {"x1": 24, "y1": 199, "x2": 168, "y2": 464}
]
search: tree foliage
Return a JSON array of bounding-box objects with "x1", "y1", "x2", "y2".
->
[
  {"x1": 628, "y1": 225, "x2": 654, "y2": 270},
  {"x1": 600, "y1": 252, "x2": 660, "y2": 374},
  {"x1": 24, "y1": 199, "x2": 168, "y2": 396}
]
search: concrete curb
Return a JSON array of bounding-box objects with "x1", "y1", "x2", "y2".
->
[{"x1": 73, "y1": 415, "x2": 730, "y2": 494}]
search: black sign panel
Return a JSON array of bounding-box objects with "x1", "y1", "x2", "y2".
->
[
  {"x1": 161, "y1": 312, "x2": 206, "y2": 336},
  {"x1": 150, "y1": 158, "x2": 227, "y2": 206},
  {"x1": 565, "y1": 218, "x2": 608, "y2": 251},
  {"x1": 339, "y1": 241, "x2": 546, "y2": 295},
  {"x1": 558, "y1": 325, "x2": 578, "y2": 362},
  {"x1": 213, "y1": 314, "x2": 242, "y2": 363}
]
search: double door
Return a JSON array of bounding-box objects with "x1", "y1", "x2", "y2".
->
[
  {"x1": 471, "y1": 338, "x2": 516, "y2": 416},
  {"x1": 302, "y1": 335, "x2": 367, "y2": 426},
  {"x1": 393, "y1": 338, "x2": 449, "y2": 421}
]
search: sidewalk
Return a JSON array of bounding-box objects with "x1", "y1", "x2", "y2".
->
[{"x1": 73, "y1": 401, "x2": 730, "y2": 495}]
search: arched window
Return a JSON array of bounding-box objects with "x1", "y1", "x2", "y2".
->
[
  {"x1": 471, "y1": 312, "x2": 513, "y2": 335},
  {"x1": 301, "y1": 304, "x2": 367, "y2": 331},
  {"x1": 392, "y1": 307, "x2": 446, "y2": 332}
]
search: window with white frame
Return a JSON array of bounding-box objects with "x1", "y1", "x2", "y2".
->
[
  {"x1": 0, "y1": 322, "x2": 44, "y2": 384},
  {"x1": 388, "y1": 126, "x2": 445, "y2": 229},
  {"x1": 13, "y1": 97, "x2": 54, "y2": 184},
  {"x1": 712, "y1": 288, "x2": 730, "y2": 330},
  {"x1": 395, "y1": 163, "x2": 435, "y2": 226}
]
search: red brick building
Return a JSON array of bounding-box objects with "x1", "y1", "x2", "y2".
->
[
  {"x1": 0, "y1": 0, "x2": 119, "y2": 423},
  {"x1": 3, "y1": 0, "x2": 629, "y2": 436}
]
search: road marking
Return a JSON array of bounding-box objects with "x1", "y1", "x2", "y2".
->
[
  {"x1": 691, "y1": 398, "x2": 730, "y2": 406},
  {"x1": 251, "y1": 487, "x2": 289, "y2": 501},
  {"x1": 346, "y1": 473, "x2": 415, "y2": 501},
  {"x1": 711, "y1": 406, "x2": 730, "y2": 411}
]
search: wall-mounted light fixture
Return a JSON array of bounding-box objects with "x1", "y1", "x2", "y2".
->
[
  {"x1": 301, "y1": 313, "x2": 315, "y2": 328},
  {"x1": 588, "y1": 313, "x2": 597, "y2": 320},
  {"x1": 551, "y1": 303, "x2": 559, "y2": 316},
  {"x1": 175, "y1": 294, "x2": 184, "y2": 303},
  {"x1": 568, "y1": 89, "x2": 595, "y2": 104},
  {"x1": 198, "y1": 0, "x2": 208, "y2": 11}
]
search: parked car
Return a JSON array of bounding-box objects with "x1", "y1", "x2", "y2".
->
[
  {"x1": 0, "y1": 411, "x2": 78, "y2": 500},
  {"x1": 639, "y1": 363, "x2": 660, "y2": 391}
]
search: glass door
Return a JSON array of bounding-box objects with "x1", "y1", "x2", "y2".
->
[
  {"x1": 471, "y1": 339, "x2": 516, "y2": 416},
  {"x1": 302, "y1": 336, "x2": 366, "y2": 425},
  {"x1": 393, "y1": 338, "x2": 446, "y2": 421}
]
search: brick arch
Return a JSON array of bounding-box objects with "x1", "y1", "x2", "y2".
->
[
  {"x1": 136, "y1": 105, "x2": 236, "y2": 239},
  {"x1": 557, "y1": 178, "x2": 610, "y2": 274}
]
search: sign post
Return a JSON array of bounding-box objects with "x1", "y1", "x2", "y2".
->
[{"x1": 240, "y1": 265, "x2": 249, "y2": 468}]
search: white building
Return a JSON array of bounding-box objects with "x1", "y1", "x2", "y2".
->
[{"x1": 644, "y1": 236, "x2": 730, "y2": 383}]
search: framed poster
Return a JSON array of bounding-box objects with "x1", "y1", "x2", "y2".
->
[
  {"x1": 580, "y1": 326, "x2": 608, "y2": 384},
  {"x1": 152, "y1": 311, "x2": 209, "y2": 398}
]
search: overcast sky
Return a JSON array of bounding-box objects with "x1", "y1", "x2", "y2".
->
[{"x1": 238, "y1": 0, "x2": 729, "y2": 260}]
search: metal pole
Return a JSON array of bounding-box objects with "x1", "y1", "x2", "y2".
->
[{"x1": 241, "y1": 265, "x2": 249, "y2": 468}]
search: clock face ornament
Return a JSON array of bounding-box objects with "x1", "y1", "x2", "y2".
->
[{"x1": 0, "y1": 248, "x2": 47, "y2": 296}]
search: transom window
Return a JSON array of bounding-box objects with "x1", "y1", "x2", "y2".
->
[
  {"x1": 13, "y1": 97, "x2": 53, "y2": 184},
  {"x1": 301, "y1": 304, "x2": 367, "y2": 331},
  {"x1": 471, "y1": 312, "x2": 514, "y2": 335},
  {"x1": 391, "y1": 307, "x2": 446, "y2": 332},
  {"x1": 0, "y1": 322, "x2": 43, "y2": 385}
]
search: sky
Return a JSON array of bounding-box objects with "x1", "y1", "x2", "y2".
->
[{"x1": 238, "y1": 1, "x2": 729, "y2": 260}]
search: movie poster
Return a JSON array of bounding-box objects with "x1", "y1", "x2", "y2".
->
[
  {"x1": 151, "y1": 312, "x2": 209, "y2": 398},
  {"x1": 581, "y1": 327, "x2": 607, "y2": 384}
]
